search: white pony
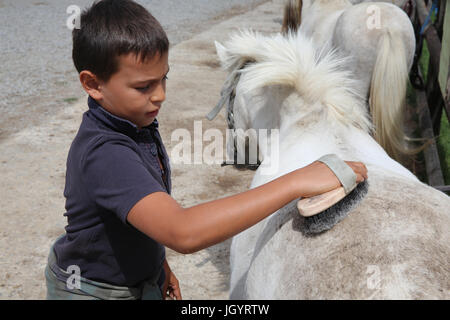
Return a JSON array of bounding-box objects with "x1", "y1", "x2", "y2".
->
[
  {"x1": 282, "y1": 0, "x2": 417, "y2": 162},
  {"x1": 215, "y1": 30, "x2": 450, "y2": 299}
]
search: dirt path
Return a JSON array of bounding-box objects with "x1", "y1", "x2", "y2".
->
[{"x1": 0, "y1": 0, "x2": 285, "y2": 300}]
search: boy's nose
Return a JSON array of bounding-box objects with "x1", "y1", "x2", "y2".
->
[{"x1": 151, "y1": 82, "x2": 166, "y2": 103}]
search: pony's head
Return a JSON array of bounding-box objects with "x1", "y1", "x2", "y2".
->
[{"x1": 215, "y1": 30, "x2": 372, "y2": 164}]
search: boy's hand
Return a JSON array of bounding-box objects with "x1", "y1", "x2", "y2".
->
[
  {"x1": 162, "y1": 259, "x2": 182, "y2": 300},
  {"x1": 295, "y1": 160, "x2": 368, "y2": 198}
]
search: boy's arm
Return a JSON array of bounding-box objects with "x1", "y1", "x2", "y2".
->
[{"x1": 127, "y1": 160, "x2": 367, "y2": 254}]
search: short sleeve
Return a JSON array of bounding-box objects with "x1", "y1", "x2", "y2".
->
[{"x1": 81, "y1": 137, "x2": 166, "y2": 224}]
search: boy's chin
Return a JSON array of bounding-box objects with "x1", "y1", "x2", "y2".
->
[{"x1": 140, "y1": 118, "x2": 156, "y2": 129}]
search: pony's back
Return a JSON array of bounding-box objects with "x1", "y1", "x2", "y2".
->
[{"x1": 240, "y1": 170, "x2": 450, "y2": 299}]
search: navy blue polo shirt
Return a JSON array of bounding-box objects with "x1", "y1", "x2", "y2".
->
[{"x1": 53, "y1": 96, "x2": 172, "y2": 287}]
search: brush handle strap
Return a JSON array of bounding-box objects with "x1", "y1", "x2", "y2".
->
[{"x1": 317, "y1": 154, "x2": 357, "y2": 194}]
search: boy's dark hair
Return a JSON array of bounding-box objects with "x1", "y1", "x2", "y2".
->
[{"x1": 72, "y1": 0, "x2": 169, "y2": 82}]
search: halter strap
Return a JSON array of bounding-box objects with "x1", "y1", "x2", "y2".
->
[
  {"x1": 206, "y1": 87, "x2": 231, "y2": 121},
  {"x1": 206, "y1": 61, "x2": 253, "y2": 121}
]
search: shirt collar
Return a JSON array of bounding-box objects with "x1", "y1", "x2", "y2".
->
[{"x1": 87, "y1": 96, "x2": 159, "y2": 136}]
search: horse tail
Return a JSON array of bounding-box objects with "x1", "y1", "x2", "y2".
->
[
  {"x1": 369, "y1": 30, "x2": 421, "y2": 161},
  {"x1": 282, "y1": 0, "x2": 303, "y2": 34}
]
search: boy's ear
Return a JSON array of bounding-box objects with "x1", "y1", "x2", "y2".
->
[
  {"x1": 214, "y1": 41, "x2": 228, "y2": 66},
  {"x1": 79, "y1": 71, "x2": 103, "y2": 100}
]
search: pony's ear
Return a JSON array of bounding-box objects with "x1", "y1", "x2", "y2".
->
[{"x1": 215, "y1": 41, "x2": 228, "y2": 65}]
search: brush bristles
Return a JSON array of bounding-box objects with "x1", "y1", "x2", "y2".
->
[{"x1": 301, "y1": 181, "x2": 369, "y2": 236}]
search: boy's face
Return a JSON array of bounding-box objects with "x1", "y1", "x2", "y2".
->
[{"x1": 94, "y1": 51, "x2": 169, "y2": 129}]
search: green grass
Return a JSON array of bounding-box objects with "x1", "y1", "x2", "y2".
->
[
  {"x1": 420, "y1": 41, "x2": 430, "y2": 82},
  {"x1": 437, "y1": 113, "x2": 450, "y2": 184},
  {"x1": 63, "y1": 97, "x2": 78, "y2": 104},
  {"x1": 417, "y1": 38, "x2": 450, "y2": 185},
  {"x1": 406, "y1": 81, "x2": 429, "y2": 183}
]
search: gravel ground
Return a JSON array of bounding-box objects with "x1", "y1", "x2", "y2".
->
[
  {"x1": 0, "y1": 0, "x2": 284, "y2": 300},
  {"x1": 0, "y1": 0, "x2": 267, "y2": 141}
]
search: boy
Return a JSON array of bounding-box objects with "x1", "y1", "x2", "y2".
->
[{"x1": 45, "y1": 0, "x2": 367, "y2": 300}]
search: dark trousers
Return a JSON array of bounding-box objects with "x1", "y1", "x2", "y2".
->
[{"x1": 45, "y1": 237, "x2": 163, "y2": 300}]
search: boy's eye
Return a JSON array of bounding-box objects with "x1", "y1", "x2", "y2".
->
[
  {"x1": 136, "y1": 85, "x2": 150, "y2": 91},
  {"x1": 135, "y1": 76, "x2": 168, "y2": 92}
]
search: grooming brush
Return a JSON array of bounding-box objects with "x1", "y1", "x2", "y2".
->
[{"x1": 297, "y1": 180, "x2": 369, "y2": 235}]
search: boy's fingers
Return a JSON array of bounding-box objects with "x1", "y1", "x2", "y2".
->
[
  {"x1": 345, "y1": 161, "x2": 368, "y2": 181},
  {"x1": 356, "y1": 162, "x2": 368, "y2": 178},
  {"x1": 171, "y1": 285, "x2": 182, "y2": 300}
]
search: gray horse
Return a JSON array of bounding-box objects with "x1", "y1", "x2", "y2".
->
[
  {"x1": 282, "y1": 0, "x2": 417, "y2": 162},
  {"x1": 215, "y1": 29, "x2": 449, "y2": 299}
]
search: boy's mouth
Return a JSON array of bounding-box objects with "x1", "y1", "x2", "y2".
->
[{"x1": 146, "y1": 109, "x2": 159, "y2": 118}]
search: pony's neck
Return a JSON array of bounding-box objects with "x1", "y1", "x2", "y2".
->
[
  {"x1": 256, "y1": 111, "x2": 417, "y2": 185},
  {"x1": 300, "y1": 0, "x2": 352, "y2": 48},
  {"x1": 311, "y1": 0, "x2": 351, "y2": 6},
  {"x1": 304, "y1": 0, "x2": 351, "y2": 12},
  {"x1": 279, "y1": 116, "x2": 358, "y2": 169}
]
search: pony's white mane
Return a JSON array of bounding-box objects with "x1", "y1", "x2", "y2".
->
[{"x1": 218, "y1": 30, "x2": 373, "y2": 132}]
